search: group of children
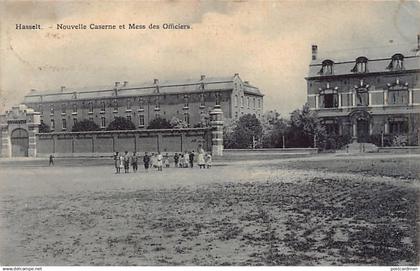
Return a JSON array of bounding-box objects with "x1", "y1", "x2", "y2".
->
[{"x1": 113, "y1": 149, "x2": 212, "y2": 173}]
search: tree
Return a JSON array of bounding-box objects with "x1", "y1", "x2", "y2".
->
[
  {"x1": 226, "y1": 114, "x2": 263, "y2": 149},
  {"x1": 147, "y1": 117, "x2": 172, "y2": 129},
  {"x1": 106, "y1": 117, "x2": 136, "y2": 131},
  {"x1": 72, "y1": 119, "x2": 100, "y2": 132},
  {"x1": 38, "y1": 121, "x2": 50, "y2": 133},
  {"x1": 287, "y1": 104, "x2": 326, "y2": 148},
  {"x1": 263, "y1": 117, "x2": 289, "y2": 148},
  {"x1": 169, "y1": 116, "x2": 189, "y2": 129}
]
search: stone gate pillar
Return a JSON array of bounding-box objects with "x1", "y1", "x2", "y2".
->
[{"x1": 209, "y1": 105, "x2": 224, "y2": 156}]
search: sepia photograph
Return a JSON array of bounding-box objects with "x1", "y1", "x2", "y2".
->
[{"x1": 0, "y1": 0, "x2": 419, "y2": 268}]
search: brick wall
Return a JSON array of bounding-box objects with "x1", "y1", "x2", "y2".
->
[{"x1": 35, "y1": 128, "x2": 211, "y2": 157}]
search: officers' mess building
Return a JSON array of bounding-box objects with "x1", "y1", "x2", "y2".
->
[
  {"x1": 23, "y1": 74, "x2": 264, "y2": 131},
  {"x1": 306, "y1": 38, "x2": 420, "y2": 145}
]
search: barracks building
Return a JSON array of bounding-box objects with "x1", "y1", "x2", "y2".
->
[
  {"x1": 306, "y1": 38, "x2": 420, "y2": 146},
  {"x1": 23, "y1": 74, "x2": 264, "y2": 132}
]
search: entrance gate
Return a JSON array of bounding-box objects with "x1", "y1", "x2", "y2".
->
[
  {"x1": 11, "y1": 128, "x2": 29, "y2": 157},
  {"x1": 357, "y1": 120, "x2": 369, "y2": 143}
]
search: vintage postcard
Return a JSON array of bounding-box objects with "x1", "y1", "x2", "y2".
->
[{"x1": 0, "y1": 0, "x2": 419, "y2": 268}]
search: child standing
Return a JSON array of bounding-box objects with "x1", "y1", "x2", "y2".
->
[
  {"x1": 205, "y1": 153, "x2": 212, "y2": 169},
  {"x1": 164, "y1": 153, "x2": 170, "y2": 168}
]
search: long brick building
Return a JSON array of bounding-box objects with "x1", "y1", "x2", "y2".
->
[
  {"x1": 306, "y1": 38, "x2": 420, "y2": 146},
  {"x1": 23, "y1": 74, "x2": 264, "y2": 131}
]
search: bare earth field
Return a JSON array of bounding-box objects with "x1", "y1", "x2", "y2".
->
[{"x1": 0, "y1": 154, "x2": 418, "y2": 265}]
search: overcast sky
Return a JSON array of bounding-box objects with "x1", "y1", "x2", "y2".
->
[{"x1": 1, "y1": 1, "x2": 419, "y2": 116}]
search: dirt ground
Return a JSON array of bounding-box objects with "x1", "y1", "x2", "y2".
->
[{"x1": 0, "y1": 154, "x2": 418, "y2": 265}]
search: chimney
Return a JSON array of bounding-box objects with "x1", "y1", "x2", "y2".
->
[
  {"x1": 123, "y1": 81, "x2": 128, "y2": 87},
  {"x1": 30, "y1": 89, "x2": 36, "y2": 92},
  {"x1": 417, "y1": 34, "x2": 420, "y2": 50},
  {"x1": 60, "y1": 86, "x2": 65, "y2": 92},
  {"x1": 312, "y1": 45, "x2": 318, "y2": 60},
  {"x1": 244, "y1": 81, "x2": 249, "y2": 84},
  {"x1": 234, "y1": 73, "x2": 239, "y2": 77},
  {"x1": 200, "y1": 75, "x2": 206, "y2": 81},
  {"x1": 153, "y1": 79, "x2": 159, "y2": 85},
  {"x1": 114, "y1": 81, "x2": 120, "y2": 88}
]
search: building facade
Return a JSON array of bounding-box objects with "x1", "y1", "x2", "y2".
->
[
  {"x1": 23, "y1": 74, "x2": 263, "y2": 132},
  {"x1": 306, "y1": 39, "x2": 420, "y2": 146}
]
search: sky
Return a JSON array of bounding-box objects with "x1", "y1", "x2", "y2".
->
[{"x1": 0, "y1": 1, "x2": 419, "y2": 116}]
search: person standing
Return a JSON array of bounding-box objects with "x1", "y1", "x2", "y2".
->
[
  {"x1": 143, "y1": 152, "x2": 150, "y2": 171},
  {"x1": 183, "y1": 151, "x2": 189, "y2": 168},
  {"x1": 189, "y1": 150, "x2": 195, "y2": 168},
  {"x1": 49, "y1": 154, "x2": 54, "y2": 166},
  {"x1": 119, "y1": 152, "x2": 125, "y2": 173},
  {"x1": 131, "y1": 152, "x2": 138, "y2": 172},
  {"x1": 197, "y1": 150, "x2": 205, "y2": 169},
  {"x1": 123, "y1": 151, "x2": 130, "y2": 173},
  {"x1": 174, "y1": 153, "x2": 179, "y2": 168},
  {"x1": 206, "y1": 153, "x2": 212, "y2": 169},
  {"x1": 164, "y1": 153, "x2": 170, "y2": 168},
  {"x1": 156, "y1": 152, "x2": 163, "y2": 171},
  {"x1": 113, "y1": 152, "x2": 120, "y2": 173}
]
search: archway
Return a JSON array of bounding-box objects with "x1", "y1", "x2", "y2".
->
[{"x1": 11, "y1": 128, "x2": 29, "y2": 157}]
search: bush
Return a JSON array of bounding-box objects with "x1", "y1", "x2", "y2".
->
[
  {"x1": 39, "y1": 121, "x2": 50, "y2": 133},
  {"x1": 147, "y1": 117, "x2": 172, "y2": 129},
  {"x1": 106, "y1": 117, "x2": 136, "y2": 131},
  {"x1": 72, "y1": 119, "x2": 100, "y2": 132}
]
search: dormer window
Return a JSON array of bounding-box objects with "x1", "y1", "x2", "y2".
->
[
  {"x1": 387, "y1": 54, "x2": 404, "y2": 71},
  {"x1": 319, "y1": 60, "x2": 334, "y2": 75},
  {"x1": 352, "y1": 57, "x2": 368, "y2": 73}
]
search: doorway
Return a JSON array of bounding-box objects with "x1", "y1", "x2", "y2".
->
[{"x1": 11, "y1": 128, "x2": 29, "y2": 157}]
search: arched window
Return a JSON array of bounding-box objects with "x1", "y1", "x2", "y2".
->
[
  {"x1": 352, "y1": 57, "x2": 368, "y2": 73},
  {"x1": 319, "y1": 60, "x2": 334, "y2": 75},
  {"x1": 387, "y1": 54, "x2": 404, "y2": 71}
]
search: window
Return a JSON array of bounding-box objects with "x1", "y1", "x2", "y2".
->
[
  {"x1": 389, "y1": 119, "x2": 408, "y2": 135},
  {"x1": 62, "y1": 119, "x2": 67, "y2": 130},
  {"x1": 50, "y1": 105, "x2": 54, "y2": 115},
  {"x1": 241, "y1": 96, "x2": 244, "y2": 107},
  {"x1": 235, "y1": 112, "x2": 238, "y2": 119},
  {"x1": 73, "y1": 118, "x2": 77, "y2": 125},
  {"x1": 258, "y1": 99, "x2": 261, "y2": 108},
  {"x1": 50, "y1": 119, "x2": 55, "y2": 130},
  {"x1": 389, "y1": 90, "x2": 409, "y2": 105},
  {"x1": 126, "y1": 115, "x2": 132, "y2": 122},
  {"x1": 253, "y1": 98, "x2": 256, "y2": 108},
  {"x1": 323, "y1": 120, "x2": 339, "y2": 135},
  {"x1": 184, "y1": 95, "x2": 189, "y2": 108},
  {"x1": 352, "y1": 57, "x2": 368, "y2": 73},
  {"x1": 155, "y1": 97, "x2": 160, "y2": 110},
  {"x1": 139, "y1": 98, "x2": 144, "y2": 111},
  {"x1": 139, "y1": 115, "x2": 145, "y2": 127},
  {"x1": 216, "y1": 92, "x2": 221, "y2": 106},
  {"x1": 184, "y1": 112, "x2": 190, "y2": 125},
  {"x1": 72, "y1": 104, "x2": 77, "y2": 113},
  {"x1": 61, "y1": 104, "x2": 66, "y2": 114},
  {"x1": 320, "y1": 90, "x2": 338, "y2": 108},
  {"x1": 126, "y1": 99, "x2": 132, "y2": 111},
  {"x1": 113, "y1": 100, "x2": 118, "y2": 112},
  {"x1": 100, "y1": 101, "x2": 106, "y2": 112},
  {"x1": 101, "y1": 117, "x2": 106, "y2": 128},
  {"x1": 320, "y1": 60, "x2": 334, "y2": 75},
  {"x1": 235, "y1": 95, "x2": 238, "y2": 107},
  {"x1": 89, "y1": 117, "x2": 94, "y2": 122},
  {"x1": 387, "y1": 54, "x2": 404, "y2": 71},
  {"x1": 200, "y1": 93, "x2": 205, "y2": 107},
  {"x1": 247, "y1": 97, "x2": 250, "y2": 108},
  {"x1": 356, "y1": 89, "x2": 369, "y2": 106},
  {"x1": 155, "y1": 112, "x2": 160, "y2": 119},
  {"x1": 88, "y1": 102, "x2": 94, "y2": 113}
]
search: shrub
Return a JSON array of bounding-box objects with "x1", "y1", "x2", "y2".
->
[
  {"x1": 72, "y1": 119, "x2": 100, "y2": 132},
  {"x1": 147, "y1": 117, "x2": 172, "y2": 129},
  {"x1": 106, "y1": 117, "x2": 136, "y2": 131}
]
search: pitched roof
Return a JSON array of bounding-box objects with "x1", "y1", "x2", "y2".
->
[
  {"x1": 308, "y1": 42, "x2": 420, "y2": 78},
  {"x1": 24, "y1": 75, "x2": 263, "y2": 103}
]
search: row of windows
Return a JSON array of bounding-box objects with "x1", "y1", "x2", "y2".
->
[
  {"x1": 318, "y1": 89, "x2": 410, "y2": 108},
  {"x1": 234, "y1": 95, "x2": 262, "y2": 109},
  {"x1": 322, "y1": 120, "x2": 409, "y2": 135},
  {"x1": 40, "y1": 94, "x2": 220, "y2": 115},
  {"x1": 320, "y1": 54, "x2": 405, "y2": 75},
  {"x1": 45, "y1": 112, "x2": 195, "y2": 131}
]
